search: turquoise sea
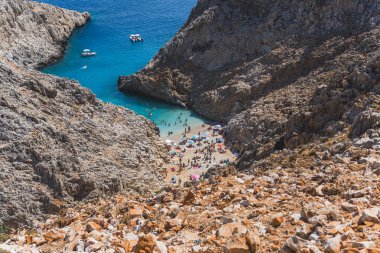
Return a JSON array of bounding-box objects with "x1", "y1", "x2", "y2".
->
[{"x1": 39, "y1": 0, "x2": 208, "y2": 135}]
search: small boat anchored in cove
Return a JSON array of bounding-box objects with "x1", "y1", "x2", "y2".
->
[
  {"x1": 130, "y1": 34, "x2": 143, "y2": 42},
  {"x1": 81, "y1": 49, "x2": 96, "y2": 57}
]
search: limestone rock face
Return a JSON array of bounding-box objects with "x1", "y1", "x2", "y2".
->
[
  {"x1": 0, "y1": 0, "x2": 166, "y2": 226},
  {"x1": 119, "y1": 0, "x2": 380, "y2": 169},
  {"x1": 0, "y1": 0, "x2": 89, "y2": 68}
]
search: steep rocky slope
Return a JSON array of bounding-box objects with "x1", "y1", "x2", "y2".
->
[
  {"x1": 0, "y1": 0, "x2": 166, "y2": 227},
  {"x1": 2, "y1": 132, "x2": 379, "y2": 252},
  {"x1": 119, "y1": 0, "x2": 380, "y2": 169},
  {"x1": 0, "y1": 1, "x2": 379, "y2": 252}
]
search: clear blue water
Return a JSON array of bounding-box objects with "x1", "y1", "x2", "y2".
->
[{"x1": 39, "y1": 0, "x2": 208, "y2": 136}]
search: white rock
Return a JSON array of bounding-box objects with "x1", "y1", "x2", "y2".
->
[
  {"x1": 153, "y1": 241, "x2": 168, "y2": 253},
  {"x1": 107, "y1": 224, "x2": 115, "y2": 231},
  {"x1": 281, "y1": 236, "x2": 309, "y2": 251},
  {"x1": 124, "y1": 232, "x2": 139, "y2": 241},
  {"x1": 358, "y1": 207, "x2": 380, "y2": 224},
  {"x1": 0, "y1": 244, "x2": 40, "y2": 253},
  {"x1": 309, "y1": 232, "x2": 319, "y2": 241},
  {"x1": 168, "y1": 203, "x2": 180, "y2": 211},
  {"x1": 290, "y1": 213, "x2": 301, "y2": 224},
  {"x1": 192, "y1": 245, "x2": 202, "y2": 252},
  {"x1": 218, "y1": 222, "x2": 247, "y2": 237},
  {"x1": 159, "y1": 208, "x2": 169, "y2": 215},
  {"x1": 77, "y1": 240, "x2": 85, "y2": 252},
  {"x1": 324, "y1": 235, "x2": 341, "y2": 253},
  {"x1": 350, "y1": 197, "x2": 370, "y2": 204},
  {"x1": 341, "y1": 202, "x2": 358, "y2": 213},
  {"x1": 235, "y1": 177, "x2": 245, "y2": 184}
]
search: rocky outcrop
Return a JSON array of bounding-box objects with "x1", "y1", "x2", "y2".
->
[
  {"x1": 350, "y1": 110, "x2": 380, "y2": 138},
  {"x1": 0, "y1": 0, "x2": 89, "y2": 68},
  {"x1": 0, "y1": 0, "x2": 166, "y2": 226},
  {"x1": 119, "y1": 0, "x2": 380, "y2": 169}
]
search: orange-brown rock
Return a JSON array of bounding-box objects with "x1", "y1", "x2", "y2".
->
[
  {"x1": 26, "y1": 235, "x2": 32, "y2": 245},
  {"x1": 218, "y1": 223, "x2": 247, "y2": 238},
  {"x1": 135, "y1": 234, "x2": 157, "y2": 253},
  {"x1": 32, "y1": 236, "x2": 46, "y2": 246},
  {"x1": 225, "y1": 237, "x2": 250, "y2": 253},
  {"x1": 87, "y1": 221, "x2": 102, "y2": 232},
  {"x1": 246, "y1": 230, "x2": 260, "y2": 252},
  {"x1": 182, "y1": 190, "x2": 196, "y2": 205},
  {"x1": 165, "y1": 219, "x2": 183, "y2": 232},
  {"x1": 129, "y1": 207, "x2": 144, "y2": 219},
  {"x1": 272, "y1": 215, "x2": 285, "y2": 228},
  {"x1": 43, "y1": 230, "x2": 65, "y2": 242}
]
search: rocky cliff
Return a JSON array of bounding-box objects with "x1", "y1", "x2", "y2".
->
[
  {"x1": 0, "y1": 1, "x2": 379, "y2": 251},
  {"x1": 0, "y1": 0, "x2": 89, "y2": 68},
  {"x1": 119, "y1": 0, "x2": 380, "y2": 169},
  {"x1": 0, "y1": 0, "x2": 166, "y2": 227}
]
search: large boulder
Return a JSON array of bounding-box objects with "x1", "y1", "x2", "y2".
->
[{"x1": 350, "y1": 110, "x2": 380, "y2": 138}]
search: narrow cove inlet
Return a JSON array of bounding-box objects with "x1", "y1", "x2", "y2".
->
[
  {"x1": 40, "y1": 0, "x2": 236, "y2": 183},
  {"x1": 40, "y1": 0, "x2": 207, "y2": 136},
  {"x1": 1, "y1": 0, "x2": 379, "y2": 252}
]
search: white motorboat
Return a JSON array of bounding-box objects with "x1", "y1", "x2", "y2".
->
[
  {"x1": 130, "y1": 34, "x2": 143, "y2": 42},
  {"x1": 81, "y1": 49, "x2": 96, "y2": 57}
]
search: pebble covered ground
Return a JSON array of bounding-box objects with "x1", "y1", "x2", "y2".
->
[{"x1": 1, "y1": 131, "x2": 379, "y2": 253}]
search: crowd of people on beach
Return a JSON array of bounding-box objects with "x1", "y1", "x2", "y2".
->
[
  {"x1": 144, "y1": 107, "x2": 235, "y2": 186},
  {"x1": 164, "y1": 124, "x2": 235, "y2": 185}
]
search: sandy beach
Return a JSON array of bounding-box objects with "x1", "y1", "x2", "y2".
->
[{"x1": 161, "y1": 123, "x2": 237, "y2": 185}]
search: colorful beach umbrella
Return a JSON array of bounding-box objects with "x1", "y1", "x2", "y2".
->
[
  {"x1": 191, "y1": 174, "x2": 200, "y2": 181},
  {"x1": 169, "y1": 150, "x2": 177, "y2": 155},
  {"x1": 191, "y1": 135, "x2": 199, "y2": 140}
]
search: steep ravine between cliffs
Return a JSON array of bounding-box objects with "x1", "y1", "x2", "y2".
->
[
  {"x1": 0, "y1": 0, "x2": 167, "y2": 226},
  {"x1": 0, "y1": 1, "x2": 379, "y2": 252},
  {"x1": 119, "y1": 0, "x2": 380, "y2": 169}
]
